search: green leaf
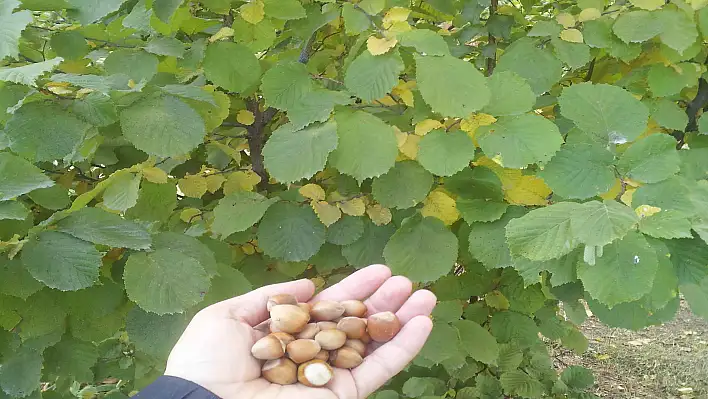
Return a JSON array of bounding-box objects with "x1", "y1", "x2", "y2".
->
[
  {"x1": 120, "y1": 95, "x2": 205, "y2": 157},
  {"x1": 257, "y1": 202, "x2": 325, "y2": 262},
  {"x1": 144, "y1": 37, "x2": 185, "y2": 57},
  {"x1": 496, "y1": 37, "x2": 562, "y2": 95},
  {"x1": 104, "y1": 49, "x2": 158, "y2": 83},
  {"x1": 4, "y1": 101, "x2": 91, "y2": 162},
  {"x1": 151, "y1": 0, "x2": 182, "y2": 22},
  {"x1": 651, "y1": 98, "x2": 688, "y2": 131},
  {"x1": 203, "y1": 41, "x2": 262, "y2": 93},
  {"x1": 21, "y1": 231, "x2": 101, "y2": 291},
  {"x1": 50, "y1": 31, "x2": 88, "y2": 60},
  {"x1": 431, "y1": 300, "x2": 462, "y2": 323},
  {"x1": 398, "y1": 29, "x2": 450, "y2": 56},
  {"x1": 457, "y1": 198, "x2": 508, "y2": 224},
  {"x1": 153, "y1": 232, "x2": 217, "y2": 277},
  {"x1": 126, "y1": 307, "x2": 188, "y2": 358},
  {"x1": 72, "y1": 92, "x2": 118, "y2": 127},
  {"x1": 417, "y1": 129, "x2": 477, "y2": 176},
  {"x1": 559, "y1": 82, "x2": 649, "y2": 143},
  {"x1": 500, "y1": 370, "x2": 545, "y2": 398},
  {"x1": 551, "y1": 38, "x2": 592, "y2": 69},
  {"x1": 477, "y1": 114, "x2": 563, "y2": 169},
  {"x1": 233, "y1": 17, "x2": 276, "y2": 52},
  {"x1": 261, "y1": 61, "x2": 313, "y2": 111},
  {"x1": 416, "y1": 54, "x2": 490, "y2": 117},
  {"x1": 103, "y1": 172, "x2": 141, "y2": 212},
  {"x1": 612, "y1": 10, "x2": 661, "y2": 43},
  {"x1": 483, "y1": 71, "x2": 536, "y2": 116},
  {"x1": 384, "y1": 215, "x2": 458, "y2": 282},
  {"x1": 263, "y1": 121, "x2": 338, "y2": 183},
  {"x1": 342, "y1": 219, "x2": 395, "y2": 267},
  {"x1": 331, "y1": 110, "x2": 398, "y2": 181},
  {"x1": 44, "y1": 336, "x2": 98, "y2": 382},
  {"x1": 345, "y1": 50, "x2": 403, "y2": 102},
  {"x1": 126, "y1": 181, "x2": 176, "y2": 224},
  {"x1": 539, "y1": 143, "x2": 615, "y2": 200},
  {"x1": 0, "y1": 346, "x2": 42, "y2": 398},
  {"x1": 50, "y1": 73, "x2": 132, "y2": 93},
  {"x1": 648, "y1": 63, "x2": 698, "y2": 97},
  {"x1": 342, "y1": 3, "x2": 370, "y2": 34},
  {"x1": 0, "y1": 258, "x2": 42, "y2": 300},
  {"x1": 528, "y1": 20, "x2": 562, "y2": 37},
  {"x1": 560, "y1": 366, "x2": 594, "y2": 391},
  {"x1": 666, "y1": 237, "x2": 708, "y2": 285},
  {"x1": 445, "y1": 166, "x2": 503, "y2": 200},
  {"x1": 326, "y1": 215, "x2": 364, "y2": 245},
  {"x1": 578, "y1": 231, "x2": 658, "y2": 307},
  {"x1": 288, "y1": 90, "x2": 351, "y2": 130},
  {"x1": 67, "y1": 0, "x2": 127, "y2": 23},
  {"x1": 0, "y1": 0, "x2": 33, "y2": 60},
  {"x1": 681, "y1": 277, "x2": 708, "y2": 320},
  {"x1": 469, "y1": 207, "x2": 527, "y2": 269},
  {"x1": 506, "y1": 202, "x2": 580, "y2": 261},
  {"x1": 0, "y1": 152, "x2": 54, "y2": 201},
  {"x1": 372, "y1": 160, "x2": 433, "y2": 209},
  {"x1": 402, "y1": 377, "x2": 446, "y2": 397},
  {"x1": 454, "y1": 320, "x2": 499, "y2": 365},
  {"x1": 55, "y1": 207, "x2": 152, "y2": 250},
  {"x1": 203, "y1": 263, "x2": 252, "y2": 305},
  {"x1": 263, "y1": 0, "x2": 305, "y2": 20},
  {"x1": 571, "y1": 200, "x2": 638, "y2": 246},
  {"x1": 0, "y1": 58, "x2": 63, "y2": 87},
  {"x1": 631, "y1": 177, "x2": 695, "y2": 215},
  {"x1": 124, "y1": 249, "x2": 210, "y2": 314},
  {"x1": 490, "y1": 311, "x2": 539, "y2": 348},
  {"x1": 418, "y1": 323, "x2": 459, "y2": 364},
  {"x1": 639, "y1": 210, "x2": 692, "y2": 239},
  {"x1": 583, "y1": 18, "x2": 641, "y2": 62},
  {"x1": 211, "y1": 191, "x2": 277, "y2": 238},
  {"x1": 160, "y1": 85, "x2": 217, "y2": 106},
  {"x1": 586, "y1": 298, "x2": 650, "y2": 330},
  {"x1": 656, "y1": 8, "x2": 698, "y2": 54}
]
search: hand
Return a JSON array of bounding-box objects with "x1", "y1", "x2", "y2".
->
[{"x1": 164, "y1": 264, "x2": 436, "y2": 399}]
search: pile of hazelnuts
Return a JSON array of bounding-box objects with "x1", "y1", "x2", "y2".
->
[{"x1": 251, "y1": 294, "x2": 402, "y2": 387}]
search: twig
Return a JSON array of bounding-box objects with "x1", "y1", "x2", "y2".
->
[
  {"x1": 245, "y1": 99, "x2": 269, "y2": 189},
  {"x1": 486, "y1": 0, "x2": 498, "y2": 76},
  {"x1": 585, "y1": 57, "x2": 596, "y2": 82}
]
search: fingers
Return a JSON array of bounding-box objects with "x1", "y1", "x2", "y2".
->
[
  {"x1": 210, "y1": 278, "x2": 315, "y2": 326},
  {"x1": 395, "y1": 289, "x2": 437, "y2": 324},
  {"x1": 352, "y1": 316, "x2": 434, "y2": 398},
  {"x1": 311, "y1": 264, "x2": 391, "y2": 303},
  {"x1": 363, "y1": 276, "x2": 412, "y2": 316}
]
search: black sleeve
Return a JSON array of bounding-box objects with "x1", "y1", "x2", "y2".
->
[{"x1": 133, "y1": 376, "x2": 220, "y2": 399}]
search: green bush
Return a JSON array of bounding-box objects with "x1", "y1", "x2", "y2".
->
[{"x1": 1, "y1": 0, "x2": 707, "y2": 397}]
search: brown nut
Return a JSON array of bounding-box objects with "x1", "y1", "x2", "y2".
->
[
  {"x1": 366, "y1": 311, "x2": 401, "y2": 343},
  {"x1": 337, "y1": 317, "x2": 367, "y2": 339},
  {"x1": 340, "y1": 300, "x2": 367, "y2": 317},
  {"x1": 317, "y1": 321, "x2": 337, "y2": 331},
  {"x1": 359, "y1": 330, "x2": 371, "y2": 344},
  {"x1": 314, "y1": 349, "x2": 329, "y2": 361},
  {"x1": 296, "y1": 323, "x2": 320, "y2": 340},
  {"x1": 310, "y1": 300, "x2": 345, "y2": 321},
  {"x1": 330, "y1": 346, "x2": 364, "y2": 369},
  {"x1": 271, "y1": 332, "x2": 295, "y2": 347},
  {"x1": 251, "y1": 335, "x2": 286, "y2": 360},
  {"x1": 314, "y1": 329, "x2": 347, "y2": 350},
  {"x1": 262, "y1": 358, "x2": 297, "y2": 385},
  {"x1": 344, "y1": 339, "x2": 366, "y2": 357},
  {"x1": 270, "y1": 304, "x2": 310, "y2": 334},
  {"x1": 267, "y1": 294, "x2": 298, "y2": 311},
  {"x1": 297, "y1": 360, "x2": 333, "y2": 387},
  {"x1": 286, "y1": 339, "x2": 321, "y2": 364},
  {"x1": 297, "y1": 302, "x2": 312, "y2": 314}
]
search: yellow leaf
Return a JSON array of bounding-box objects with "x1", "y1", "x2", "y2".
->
[
  {"x1": 242, "y1": 243, "x2": 256, "y2": 255},
  {"x1": 421, "y1": 190, "x2": 460, "y2": 225},
  {"x1": 476, "y1": 157, "x2": 551, "y2": 206},
  {"x1": 299, "y1": 184, "x2": 326, "y2": 201},
  {"x1": 236, "y1": 110, "x2": 255, "y2": 125},
  {"x1": 556, "y1": 12, "x2": 576, "y2": 28},
  {"x1": 205, "y1": 174, "x2": 226, "y2": 193},
  {"x1": 415, "y1": 119, "x2": 443, "y2": 136},
  {"x1": 339, "y1": 197, "x2": 366, "y2": 216},
  {"x1": 599, "y1": 178, "x2": 623, "y2": 200},
  {"x1": 209, "y1": 26, "x2": 234, "y2": 42},
  {"x1": 484, "y1": 291, "x2": 510, "y2": 310},
  {"x1": 383, "y1": 7, "x2": 411, "y2": 28},
  {"x1": 312, "y1": 201, "x2": 342, "y2": 227},
  {"x1": 635, "y1": 204, "x2": 662, "y2": 218},
  {"x1": 395, "y1": 128, "x2": 407, "y2": 147},
  {"x1": 629, "y1": 0, "x2": 665, "y2": 10},
  {"x1": 621, "y1": 187, "x2": 636, "y2": 206},
  {"x1": 560, "y1": 28, "x2": 584, "y2": 43},
  {"x1": 142, "y1": 167, "x2": 168, "y2": 184},
  {"x1": 460, "y1": 113, "x2": 496, "y2": 146},
  {"x1": 596, "y1": 354, "x2": 611, "y2": 360},
  {"x1": 578, "y1": 8, "x2": 601, "y2": 21},
  {"x1": 376, "y1": 95, "x2": 398, "y2": 106},
  {"x1": 398, "y1": 133, "x2": 420, "y2": 159},
  {"x1": 240, "y1": 0, "x2": 264, "y2": 24},
  {"x1": 180, "y1": 208, "x2": 202, "y2": 223},
  {"x1": 179, "y1": 175, "x2": 208, "y2": 198},
  {"x1": 367, "y1": 204, "x2": 393, "y2": 226},
  {"x1": 223, "y1": 170, "x2": 261, "y2": 194},
  {"x1": 367, "y1": 36, "x2": 398, "y2": 55}
]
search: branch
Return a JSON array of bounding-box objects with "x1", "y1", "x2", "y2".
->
[
  {"x1": 486, "y1": 0, "x2": 499, "y2": 76},
  {"x1": 245, "y1": 99, "x2": 269, "y2": 189},
  {"x1": 673, "y1": 56, "x2": 708, "y2": 148},
  {"x1": 584, "y1": 58, "x2": 596, "y2": 82}
]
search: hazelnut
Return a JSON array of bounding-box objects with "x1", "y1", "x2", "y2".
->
[
  {"x1": 337, "y1": 317, "x2": 367, "y2": 339},
  {"x1": 310, "y1": 300, "x2": 345, "y2": 321},
  {"x1": 317, "y1": 321, "x2": 337, "y2": 331},
  {"x1": 330, "y1": 346, "x2": 364, "y2": 369},
  {"x1": 340, "y1": 300, "x2": 367, "y2": 317},
  {"x1": 262, "y1": 358, "x2": 297, "y2": 385},
  {"x1": 267, "y1": 294, "x2": 298, "y2": 311},
  {"x1": 271, "y1": 332, "x2": 295, "y2": 347},
  {"x1": 314, "y1": 329, "x2": 347, "y2": 350},
  {"x1": 366, "y1": 312, "x2": 401, "y2": 343},
  {"x1": 296, "y1": 323, "x2": 320, "y2": 340},
  {"x1": 344, "y1": 339, "x2": 366, "y2": 357},
  {"x1": 251, "y1": 335, "x2": 285, "y2": 360},
  {"x1": 297, "y1": 302, "x2": 312, "y2": 314},
  {"x1": 270, "y1": 304, "x2": 310, "y2": 334},
  {"x1": 286, "y1": 339, "x2": 321, "y2": 364},
  {"x1": 359, "y1": 330, "x2": 371, "y2": 344},
  {"x1": 314, "y1": 349, "x2": 329, "y2": 361},
  {"x1": 297, "y1": 360, "x2": 333, "y2": 387}
]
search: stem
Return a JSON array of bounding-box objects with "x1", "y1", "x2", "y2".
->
[
  {"x1": 585, "y1": 58, "x2": 596, "y2": 82},
  {"x1": 486, "y1": 0, "x2": 498, "y2": 76},
  {"x1": 246, "y1": 99, "x2": 269, "y2": 189}
]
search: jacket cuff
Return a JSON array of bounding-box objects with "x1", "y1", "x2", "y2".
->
[{"x1": 133, "y1": 376, "x2": 220, "y2": 399}]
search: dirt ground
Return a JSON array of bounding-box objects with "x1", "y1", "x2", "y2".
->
[{"x1": 552, "y1": 300, "x2": 708, "y2": 399}]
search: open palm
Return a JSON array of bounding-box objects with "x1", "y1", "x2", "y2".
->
[{"x1": 163, "y1": 264, "x2": 437, "y2": 399}]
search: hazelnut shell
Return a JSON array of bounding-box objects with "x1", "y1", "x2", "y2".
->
[
  {"x1": 251, "y1": 335, "x2": 285, "y2": 360},
  {"x1": 297, "y1": 360, "x2": 333, "y2": 387},
  {"x1": 267, "y1": 294, "x2": 298, "y2": 311},
  {"x1": 270, "y1": 304, "x2": 310, "y2": 334},
  {"x1": 331, "y1": 346, "x2": 364, "y2": 369},
  {"x1": 366, "y1": 311, "x2": 401, "y2": 343},
  {"x1": 286, "y1": 339, "x2": 321, "y2": 364},
  {"x1": 337, "y1": 317, "x2": 367, "y2": 339},
  {"x1": 296, "y1": 323, "x2": 320, "y2": 340},
  {"x1": 340, "y1": 300, "x2": 367, "y2": 317},
  {"x1": 344, "y1": 339, "x2": 366, "y2": 357},
  {"x1": 310, "y1": 300, "x2": 345, "y2": 321},
  {"x1": 262, "y1": 358, "x2": 297, "y2": 385},
  {"x1": 314, "y1": 329, "x2": 347, "y2": 350}
]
